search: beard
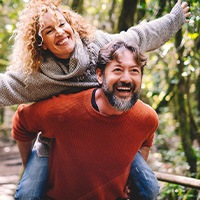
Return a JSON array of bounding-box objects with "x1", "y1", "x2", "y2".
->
[{"x1": 101, "y1": 79, "x2": 140, "y2": 112}]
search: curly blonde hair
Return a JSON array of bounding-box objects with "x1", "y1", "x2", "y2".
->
[{"x1": 8, "y1": 0, "x2": 96, "y2": 75}]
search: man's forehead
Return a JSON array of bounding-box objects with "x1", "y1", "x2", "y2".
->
[{"x1": 113, "y1": 49, "x2": 137, "y2": 63}]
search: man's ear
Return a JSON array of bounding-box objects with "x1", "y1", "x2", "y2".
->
[{"x1": 96, "y1": 68, "x2": 103, "y2": 84}]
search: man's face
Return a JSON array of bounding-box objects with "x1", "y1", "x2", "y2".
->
[
  {"x1": 39, "y1": 9, "x2": 75, "y2": 59},
  {"x1": 98, "y1": 49, "x2": 142, "y2": 111}
]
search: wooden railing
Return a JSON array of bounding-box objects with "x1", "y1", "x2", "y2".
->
[{"x1": 154, "y1": 171, "x2": 200, "y2": 189}]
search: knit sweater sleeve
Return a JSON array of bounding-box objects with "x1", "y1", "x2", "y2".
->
[
  {"x1": 98, "y1": 2, "x2": 185, "y2": 53},
  {"x1": 12, "y1": 99, "x2": 58, "y2": 142},
  {"x1": 142, "y1": 105, "x2": 159, "y2": 147},
  {"x1": 0, "y1": 70, "x2": 97, "y2": 107},
  {"x1": 12, "y1": 104, "x2": 41, "y2": 142},
  {"x1": 0, "y1": 71, "x2": 64, "y2": 107}
]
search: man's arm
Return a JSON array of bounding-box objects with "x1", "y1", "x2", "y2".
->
[
  {"x1": 17, "y1": 140, "x2": 33, "y2": 168},
  {"x1": 12, "y1": 104, "x2": 43, "y2": 167},
  {"x1": 139, "y1": 146, "x2": 150, "y2": 161}
]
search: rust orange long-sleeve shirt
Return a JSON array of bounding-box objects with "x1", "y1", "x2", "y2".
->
[{"x1": 12, "y1": 88, "x2": 158, "y2": 200}]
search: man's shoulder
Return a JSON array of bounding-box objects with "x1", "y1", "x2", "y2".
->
[
  {"x1": 131, "y1": 100, "x2": 159, "y2": 131},
  {"x1": 51, "y1": 88, "x2": 93, "y2": 100},
  {"x1": 135, "y1": 100, "x2": 155, "y2": 112},
  {"x1": 21, "y1": 88, "x2": 93, "y2": 113},
  {"x1": 38, "y1": 89, "x2": 92, "y2": 112},
  {"x1": 131, "y1": 100, "x2": 158, "y2": 120}
]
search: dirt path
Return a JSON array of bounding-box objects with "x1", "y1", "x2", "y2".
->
[{"x1": 0, "y1": 136, "x2": 21, "y2": 200}]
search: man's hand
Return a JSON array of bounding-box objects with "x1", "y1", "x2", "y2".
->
[
  {"x1": 140, "y1": 146, "x2": 150, "y2": 161},
  {"x1": 124, "y1": 178, "x2": 131, "y2": 199},
  {"x1": 178, "y1": 0, "x2": 191, "y2": 22},
  {"x1": 17, "y1": 140, "x2": 33, "y2": 168}
]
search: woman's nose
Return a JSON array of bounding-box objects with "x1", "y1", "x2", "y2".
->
[{"x1": 56, "y1": 27, "x2": 64, "y2": 36}]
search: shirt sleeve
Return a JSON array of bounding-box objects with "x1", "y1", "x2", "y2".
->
[
  {"x1": 142, "y1": 107, "x2": 159, "y2": 147},
  {"x1": 12, "y1": 96, "x2": 64, "y2": 142},
  {"x1": 100, "y1": 2, "x2": 185, "y2": 53},
  {"x1": 0, "y1": 60, "x2": 98, "y2": 107},
  {"x1": 11, "y1": 101, "x2": 55, "y2": 142},
  {"x1": 142, "y1": 132, "x2": 155, "y2": 147},
  {"x1": 0, "y1": 70, "x2": 82, "y2": 107},
  {"x1": 12, "y1": 104, "x2": 38, "y2": 142}
]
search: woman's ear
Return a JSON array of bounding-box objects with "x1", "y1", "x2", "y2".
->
[
  {"x1": 96, "y1": 68, "x2": 103, "y2": 84},
  {"x1": 42, "y1": 43, "x2": 48, "y2": 50}
]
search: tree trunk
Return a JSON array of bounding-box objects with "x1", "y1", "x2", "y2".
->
[
  {"x1": 109, "y1": 0, "x2": 117, "y2": 31},
  {"x1": 71, "y1": 0, "x2": 84, "y2": 14},
  {"x1": 156, "y1": 0, "x2": 167, "y2": 18},
  {"x1": 136, "y1": 0, "x2": 146, "y2": 24},
  {"x1": 174, "y1": 29, "x2": 197, "y2": 175},
  {"x1": 118, "y1": 0, "x2": 138, "y2": 31}
]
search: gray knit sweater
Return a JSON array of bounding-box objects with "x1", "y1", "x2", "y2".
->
[{"x1": 0, "y1": 3, "x2": 185, "y2": 107}]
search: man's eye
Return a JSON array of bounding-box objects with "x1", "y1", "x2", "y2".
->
[
  {"x1": 114, "y1": 68, "x2": 122, "y2": 72},
  {"x1": 132, "y1": 69, "x2": 139, "y2": 73}
]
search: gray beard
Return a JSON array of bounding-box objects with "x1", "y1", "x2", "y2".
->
[{"x1": 102, "y1": 79, "x2": 140, "y2": 112}]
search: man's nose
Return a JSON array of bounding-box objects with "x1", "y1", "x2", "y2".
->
[{"x1": 120, "y1": 71, "x2": 132, "y2": 83}]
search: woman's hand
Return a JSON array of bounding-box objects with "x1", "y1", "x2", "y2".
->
[{"x1": 178, "y1": 0, "x2": 191, "y2": 22}]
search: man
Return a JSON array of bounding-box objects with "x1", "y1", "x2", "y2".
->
[
  {"x1": 10, "y1": 0, "x2": 190, "y2": 199},
  {"x1": 12, "y1": 40, "x2": 159, "y2": 199}
]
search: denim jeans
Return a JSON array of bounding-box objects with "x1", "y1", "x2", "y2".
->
[
  {"x1": 129, "y1": 152, "x2": 160, "y2": 200},
  {"x1": 15, "y1": 149, "x2": 48, "y2": 200},
  {"x1": 15, "y1": 150, "x2": 159, "y2": 200}
]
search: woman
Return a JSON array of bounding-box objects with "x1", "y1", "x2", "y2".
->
[
  {"x1": 1, "y1": 0, "x2": 189, "y2": 106},
  {"x1": 3, "y1": 0, "x2": 189, "y2": 199}
]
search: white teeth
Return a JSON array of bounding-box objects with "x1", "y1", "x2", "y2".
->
[
  {"x1": 57, "y1": 38, "x2": 68, "y2": 45},
  {"x1": 117, "y1": 87, "x2": 131, "y2": 91}
]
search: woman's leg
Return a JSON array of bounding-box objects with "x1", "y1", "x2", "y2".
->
[
  {"x1": 15, "y1": 149, "x2": 49, "y2": 200},
  {"x1": 129, "y1": 151, "x2": 160, "y2": 200}
]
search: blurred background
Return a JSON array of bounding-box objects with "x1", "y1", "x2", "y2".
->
[{"x1": 0, "y1": 0, "x2": 199, "y2": 199}]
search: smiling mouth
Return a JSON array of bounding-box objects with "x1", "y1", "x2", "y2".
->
[
  {"x1": 56, "y1": 37, "x2": 69, "y2": 45},
  {"x1": 115, "y1": 87, "x2": 132, "y2": 99},
  {"x1": 116, "y1": 87, "x2": 131, "y2": 93}
]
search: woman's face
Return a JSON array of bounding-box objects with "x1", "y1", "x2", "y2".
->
[{"x1": 39, "y1": 9, "x2": 76, "y2": 59}]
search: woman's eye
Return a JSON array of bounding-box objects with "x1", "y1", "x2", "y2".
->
[
  {"x1": 46, "y1": 29, "x2": 53, "y2": 35},
  {"x1": 60, "y1": 22, "x2": 65, "y2": 27}
]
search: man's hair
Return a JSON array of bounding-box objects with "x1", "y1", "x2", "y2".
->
[{"x1": 96, "y1": 40, "x2": 147, "y2": 74}]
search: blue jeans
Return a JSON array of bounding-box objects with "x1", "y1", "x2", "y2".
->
[
  {"x1": 15, "y1": 149, "x2": 48, "y2": 200},
  {"x1": 129, "y1": 152, "x2": 160, "y2": 200},
  {"x1": 15, "y1": 151, "x2": 159, "y2": 200}
]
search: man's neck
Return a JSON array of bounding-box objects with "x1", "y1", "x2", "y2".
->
[{"x1": 94, "y1": 88, "x2": 123, "y2": 116}]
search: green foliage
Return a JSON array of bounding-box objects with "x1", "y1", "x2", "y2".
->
[
  {"x1": 0, "y1": 0, "x2": 25, "y2": 71},
  {"x1": 159, "y1": 183, "x2": 197, "y2": 200},
  {"x1": 0, "y1": 0, "x2": 200, "y2": 197},
  {"x1": 83, "y1": 0, "x2": 122, "y2": 32}
]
